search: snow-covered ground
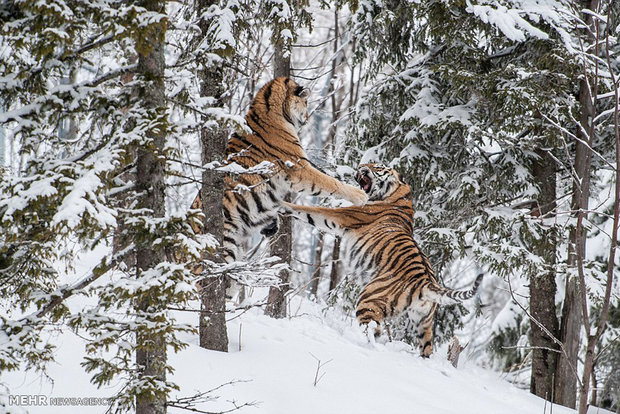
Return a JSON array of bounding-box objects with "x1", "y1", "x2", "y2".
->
[{"x1": 2, "y1": 288, "x2": 579, "y2": 414}]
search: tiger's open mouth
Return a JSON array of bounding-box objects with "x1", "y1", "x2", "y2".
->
[{"x1": 356, "y1": 172, "x2": 372, "y2": 193}]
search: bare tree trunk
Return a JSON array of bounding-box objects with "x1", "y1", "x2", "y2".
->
[
  {"x1": 529, "y1": 148, "x2": 560, "y2": 401},
  {"x1": 590, "y1": 363, "x2": 598, "y2": 407},
  {"x1": 273, "y1": 40, "x2": 291, "y2": 79},
  {"x1": 309, "y1": 233, "x2": 324, "y2": 297},
  {"x1": 135, "y1": 1, "x2": 167, "y2": 412},
  {"x1": 555, "y1": 275, "x2": 581, "y2": 407},
  {"x1": 328, "y1": 237, "x2": 341, "y2": 292},
  {"x1": 555, "y1": 4, "x2": 598, "y2": 402},
  {"x1": 577, "y1": 15, "x2": 620, "y2": 413},
  {"x1": 265, "y1": 38, "x2": 292, "y2": 319},
  {"x1": 265, "y1": 213, "x2": 292, "y2": 318},
  {"x1": 197, "y1": 0, "x2": 229, "y2": 352},
  {"x1": 325, "y1": 10, "x2": 341, "y2": 147}
]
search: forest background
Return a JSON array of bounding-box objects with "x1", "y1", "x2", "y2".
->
[{"x1": 0, "y1": 0, "x2": 619, "y2": 413}]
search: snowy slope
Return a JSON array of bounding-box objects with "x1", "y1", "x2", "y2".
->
[{"x1": 2, "y1": 293, "x2": 577, "y2": 414}]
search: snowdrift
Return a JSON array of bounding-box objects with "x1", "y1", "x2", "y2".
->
[{"x1": 1, "y1": 295, "x2": 578, "y2": 414}]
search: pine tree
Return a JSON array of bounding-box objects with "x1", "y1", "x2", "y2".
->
[
  {"x1": 0, "y1": 2, "x2": 203, "y2": 411},
  {"x1": 343, "y1": 0, "x2": 591, "y2": 397}
]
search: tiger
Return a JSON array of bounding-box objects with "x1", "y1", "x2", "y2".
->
[
  {"x1": 190, "y1": 77, "x2": 367, "y2": 264},
  {"x1": 281, "y1": 163, "x2": 482, "y2": 357}
]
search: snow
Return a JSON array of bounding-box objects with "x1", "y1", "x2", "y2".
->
[
  {"x1": 468, "y1": 3, "x2": 548, "y2": 42},
  {"x1": 1, "y1": 293, "x2": 579, "y2": 414}
]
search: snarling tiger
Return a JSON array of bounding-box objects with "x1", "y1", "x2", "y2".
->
[
  {"x1": 282, "y1": 163, "x2": 482, "y2": 357},
  {"x1": 190, "y1": 77, "x2": 367, "y2": 264}
]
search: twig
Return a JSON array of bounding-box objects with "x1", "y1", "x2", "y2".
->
[
  {"x1": 506, "y1": 277, "x2": 582, "y2": 388},
  {"x1": 167, "y1": 380, "x2": 257, "y2": 414},
  {"x1": 238, "y1": 323, "x2": 242, "y2": 352},
  {"x1": 309, "y1": 353, "x2": 333, "y2": 387}
]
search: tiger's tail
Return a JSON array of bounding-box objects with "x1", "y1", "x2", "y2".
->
[{"x1": 424, "y1": 274, "x2": 483, "y2": 305}]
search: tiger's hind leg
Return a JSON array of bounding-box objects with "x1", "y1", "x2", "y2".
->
[
  {"x1": 417, "y1": 318, "x2": 434, "y2": 358},
  {"x1": 356, "y1": 289, "x2": 388, "y2": 342},
  {"x1": 363, "y1": 321, "x2": 382, "y2": 343},
  {"x1": 408, "y1": 304, "x2": 437, "y2": 358}
]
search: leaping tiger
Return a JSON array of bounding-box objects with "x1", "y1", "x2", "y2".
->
[
  {"x1": 190, "y1": 77, "x2": 367, "y2": 264},
  {"x1": 282, "y1": 163, "x2": 482, "y2": 357}
]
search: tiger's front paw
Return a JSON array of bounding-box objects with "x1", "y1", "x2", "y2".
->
[
  {"x1": 349, "y1": 188, "x2": 368, "y2": 206},
  {"x1": 279, "y1": 202, "x2": 294, "y2": 214}
]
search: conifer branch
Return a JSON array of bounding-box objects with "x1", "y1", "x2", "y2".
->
[
  {"x1": 34, "y1": 250, "x2": 127, "y2": 319},
  {"x1": 0, "y1": 64, "x2": 137, "y2": 125}
]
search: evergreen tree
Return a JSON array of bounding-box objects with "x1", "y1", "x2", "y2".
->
[
  {"x1": 0, "y1": 1, "x2": 203, "y2": 411},
  {"x1": 342, "y1": 1, "x2": 616, "y2": 406}
]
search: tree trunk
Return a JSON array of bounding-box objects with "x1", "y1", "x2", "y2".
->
[
  {"x1": 328, "y1": 237, "x2": 342, "y2": 292},
  {"x1": 578, "y1": 17, "x2": 620, "y2": 412},
  {"x1": 134, "y1": 1, "x2": 167, "y2": 412},
  {"x1": 265, "y1": 202, "x2": 292, "y2": 318},
  {"x1": 555, "y1": 75, "x2": 596, "y2": 410},
  {"x1": 555, "y1": 0, "x2": 601, "y2": 405},
  {"x1": 529, "y1": 148, "x2": 560, "y2": 401},
  {"x1": 555, "y1": 274, "x2": 582, "y2": 407},
  {"x1": 265, "y1": 37, "x2": 292, "y2": 318},
  {"x1": 309, "y1": 233, "x2": 324, "y2": 297},
  {"x1": 273, "y1": 40, "x2": 291, "y2": 79},
  {"x1": 197, "y1": 0, "x2": 229, "y2": 352},
  {"x1": 590, "y1": 363, "x2": 598, "y2": 407}
]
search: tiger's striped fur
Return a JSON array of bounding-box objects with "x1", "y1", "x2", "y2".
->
[
  {"x1": 191, "y1": 77, "x2": 367, "y2": 264},
  {"x1": 283, "y1": 163, "x2": 482, "y2": 357}
]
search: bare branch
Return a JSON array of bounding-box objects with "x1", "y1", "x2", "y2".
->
[
  {"x1": 166, "y1": 380, "x2": 257, "y2": 414},
  {"x1": 505, "y1": 277, "x2": 582, "y2": 388}
]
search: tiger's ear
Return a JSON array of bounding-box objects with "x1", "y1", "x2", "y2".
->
[{"x1": 296, "y1": 87, "x2": 310, "y2": 99}]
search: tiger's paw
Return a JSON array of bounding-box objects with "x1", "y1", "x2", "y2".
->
[
  {"x1": 349, "y1": 188, "x2": 368, "y2": 206},
  {"x1": 279, "y1": 202, "x2": 294, "y2": 214},
  {"x1": 362, "y1": 321, "x2": 382, "y2": 344}
]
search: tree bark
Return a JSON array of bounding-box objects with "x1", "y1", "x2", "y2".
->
[
  {"x1": 265, "y1": 37, "x2": 292, "y2": 318},
  {"x1": 529, "y1": 148, "x2": 560, "y2": 401},
  {"x1": 555, "y1": 0, "x2": 603, "y2": 406},
  {"x1": 197, "y1": 0, "x2": 229, "y2": 352},
  {"x1": 273, "y1": 40, "x2": 291, "y2": 79},
  {"x1": 265, "y1": 204, "x2": 292, "y2": 318},
  {"x1": 590, "y1": 361, "x2": 598, "y2": 406},
  {"x1": 577, "y1": 15, "x2": 620, "y2": 413},
  {"x1": 134, "y1": 1, "x2": 167, "y2": 412},
  {"x1": 309, "y1": 233, "x2": 324, "y2": 297},
  {"x1": 328, "y1": 237, "x2": 342, "y2": 292},
  {"x1": 555, "y1": 63, "x2": 596, "y2": 413},
  {"x1": 555, "y1": 273, "x2": 582, "y2": 407}
]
